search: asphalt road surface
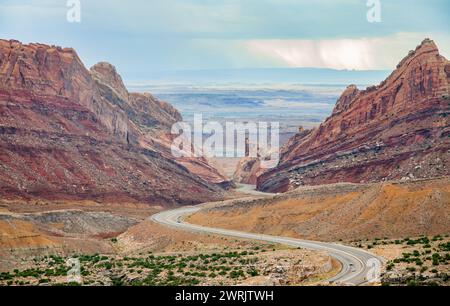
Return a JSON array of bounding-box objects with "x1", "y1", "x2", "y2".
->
[{"x1": 151, "y1": 185, "x2": 383, "y2": 286}]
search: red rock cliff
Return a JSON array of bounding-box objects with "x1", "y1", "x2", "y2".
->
[
  {"x1": 258, "y1": 39, "x2": 450, "y2": 192},
  {"x1": 0, "y1": 39, "x2": 226, "y2": 205},
  {"x1": 0, "y1": 40, "x2": 135, "y2": 144}
]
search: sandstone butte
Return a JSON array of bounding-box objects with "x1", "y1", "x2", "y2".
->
[
  {"x1": 0, "y1": 39, "x2": 230, "y2": 205},
  {"x1": 257, "y1": 39, "x2": 450, "y2": 192}
]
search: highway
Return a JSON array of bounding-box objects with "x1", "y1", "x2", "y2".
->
[{"x1": 151, "y1": 186, "x2": 383, "y2": 286}]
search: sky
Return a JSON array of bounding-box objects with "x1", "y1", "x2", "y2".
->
[{"x1": 0, "y1": 0, "x2": 449, "y2": 81}]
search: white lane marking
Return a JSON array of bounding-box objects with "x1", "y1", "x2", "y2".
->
[{"x1": 151, "y1": 207, "x2": 383, "y2": 286}]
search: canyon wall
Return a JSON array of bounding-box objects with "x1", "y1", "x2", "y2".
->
[
  {"x1": 0, "y1": 39, "x2": 227, "y2": 205},
  {"x1": 258, "y1": 39, "x2": 450, "y2": 192}
]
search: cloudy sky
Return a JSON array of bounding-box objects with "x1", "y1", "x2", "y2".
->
[{"x1": 0, "y1": 0, "x2": 449, "y2": 80}]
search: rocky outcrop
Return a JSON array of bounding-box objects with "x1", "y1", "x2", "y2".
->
[
  {"x1": 89, "y1": 61, "x2": 230, "y2": 187},
  {"x1": 91, "y1": 62, "x2": 182, "y2": 131},
  {"x1": 90, "y1": 62, "x2": 130, "y2": 103},
  {"x1": 0, "y1": 39, "x2": 226, "y2": 205},
  {"x1": 129, "y1": 92, "x2": 182, "y2": 131},
  {"x1": 233, "y1": 158, "x2": 261, "y2": 185},
  {"x1": 258, "y1": 39, "x2": 450, "y2": 192},
  {"x1": 0, "y1": 40, "x2": 134, "y2": 144},
  {"x1": 332, "y1": 85, "x2": 359, "y2": 116}
]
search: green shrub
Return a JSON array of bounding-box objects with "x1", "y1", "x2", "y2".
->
[
  {"x1": 229, "y1": 270, "x2": 245, "y2": 279},
  {"x1": 247, "y1": 269, "x2": 259, "y2": 277},
  {"x1": 38, "y1": 278, "x2": 50, "y2": 284},
  {"x1": 439, "y1": 242, "x2": 450, "y2": 251}
]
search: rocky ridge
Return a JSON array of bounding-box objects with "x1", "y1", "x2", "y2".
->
[
  {"x1": 0, "y1": 39, "x2": 227, "y2": 204},
  {"x1": 258, "y1": 39, "x2": 450, "y2": 192}
]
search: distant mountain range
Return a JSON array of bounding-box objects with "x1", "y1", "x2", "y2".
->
[{"x1": 126, "y1": 68, "x2": 391, "y2": 86}]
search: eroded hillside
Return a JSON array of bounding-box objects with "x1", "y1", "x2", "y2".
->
[
  {"x1": 189, "y1": 178, "x2": 450, "y2": 242},
  {"x1": 258, "y1": 39, "x2": 450, "y2": 192},
  {"x1": 0, "y1": 39, "x2": 228, "y2": 205}
]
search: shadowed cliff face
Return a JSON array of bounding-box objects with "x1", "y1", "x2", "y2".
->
[
  {"x1": 90, "y1": 62, "x2": 182, "y2": 132},
  {"x1": 258, "y1": 39, "x2": 450, "y2": 192},
  {"x1": 0, "y1": 39, "x2": 226, "y2": 205},
  {"x1": 89, "y1": 62, "x2": 230, "y2": 187}
]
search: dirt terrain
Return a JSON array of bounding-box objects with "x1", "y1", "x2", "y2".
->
[
  {"x1": 0, "y1": 185, "x2": 253, "y2": 272},
  {"x1": 188, "y1": 178, "x2": 450, "y2": 242},
  {"x1": 0, "y1": 179, "x2": 350, "y2": 287},
  {"x1": 0, "y1": 199, "x2": 341, "y2": 286},
  {"x1": 1, "y1": 178, "x2": 448, "y2": 285}
]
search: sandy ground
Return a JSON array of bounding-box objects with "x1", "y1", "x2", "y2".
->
[{"x1": 0, "y1": 185, "x2": 344, "y2": 286}]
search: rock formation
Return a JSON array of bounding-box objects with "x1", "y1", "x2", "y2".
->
[
  {"x1": 90, "y1": 61, "x2": 231, "y2": 188},
  {"x1": 233, "y1": 158, "x2": 262, "y2": 185},
  {"x1": 258, "y1": 39, "x2": 450, "y2": 192},
  {"x1": 0, "y1": 39, "x2": 228, "y2": 205},
  {"x1": 90, "y1": 62, "x2": 182, "y2": 132}
]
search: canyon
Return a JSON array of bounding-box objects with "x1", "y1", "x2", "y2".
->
[{"x1": 1, "y1": 38, "x2": 449, "y2": 286}]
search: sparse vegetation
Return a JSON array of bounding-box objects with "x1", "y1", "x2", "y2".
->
[
  {"x1": 353, "y1": 235, "x2": 450, "y2": 286},
  {"x1": 0, "y1": 249, "x2": 276, "y2": 286}
]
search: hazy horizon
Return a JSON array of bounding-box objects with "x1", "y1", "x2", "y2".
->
[{"x1": 124, "y1": 67, "x2": 391, "y2": 86}]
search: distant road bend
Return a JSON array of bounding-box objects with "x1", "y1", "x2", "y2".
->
[{"x1": 151, "y1": 185, "x2": 383, "y2": 286}]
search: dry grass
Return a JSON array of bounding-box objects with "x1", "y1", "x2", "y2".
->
[{"x1": 188, "y1": 178, "x2": 450, "y2": 242}]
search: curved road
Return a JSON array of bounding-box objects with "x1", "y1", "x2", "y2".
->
[{"x1": 151, "y1": 187, "x2": 383, "y2": 286}]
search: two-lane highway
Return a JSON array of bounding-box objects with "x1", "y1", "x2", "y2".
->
[{"x1": 151, "y1": 204, "x2": 383, "y2": 286}]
